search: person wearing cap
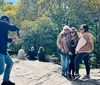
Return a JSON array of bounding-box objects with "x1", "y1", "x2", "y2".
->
[
  {"x1": 57, "y1": 25, "x2": 71, "y2": 77},
  {"x1": 74, "y1": 24, "x2": 94, "y2": 80},
  {"x1": 0, "y1": 15, "x2": 20, "y2": 85}
]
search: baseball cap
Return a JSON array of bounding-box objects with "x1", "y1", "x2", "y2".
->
[
  {"x1": 1, "y1": 15, "x2": 10, "y2": 24},
  {"x1": 63, "y1": 25, "x2": 70, "y2": 30}
]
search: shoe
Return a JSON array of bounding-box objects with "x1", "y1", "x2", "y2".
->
[
  {"x1": 1, "y1": 81, "x2": 15, "y2": 85},
  {"x1": 73, "y1": 74, "x2": 81, "y2": 81},
  {"x1": 71, "y1": 75, "x2": 75, "y2": 79},
  {"x1": 82, "y1": 75, "x2": 90, "y2": 79},
  {"x1": 67, "y1": 74, "x2": 72, "y2": 79}
]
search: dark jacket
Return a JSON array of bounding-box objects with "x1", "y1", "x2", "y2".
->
[
  {"x1": 69, "y1": 36, "x2": 79, "y2": 54},
  {"x1": 27, "y1": 50, "x2": 37, "y2": 60},
  {"x1": 38, "y1": 50, "x2": 45, "y2": 61},
  {"x1": 0, "y1": 20, "x2": 20, "y2": 55}
]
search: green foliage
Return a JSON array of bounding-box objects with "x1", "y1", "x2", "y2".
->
[
  {"x1": 19, "y1": 16, "x2": 58, "y2": 54},
  {"x1": 0, "y1": 0, "x2": 3, "y2": 7},
  {"x1": 50, "y1": 5, "x2": 69, "y2": 32},
  {"x1": 90, "y1": 55, "x2": 97, "y2": 68},
  {"x1": 16, "y1": 0, "x2": 38, "y2": 22},
  {"x1": 80, "y1": 64, "x2": 85, "y2": 69}
]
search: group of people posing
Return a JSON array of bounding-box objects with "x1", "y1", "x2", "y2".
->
[{"x1": 57, "y1": 25, "x2": 94, "y2": 80}]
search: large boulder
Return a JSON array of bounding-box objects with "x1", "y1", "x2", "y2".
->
[{"x1": 0, "y1": 59, "x2": 100, "y2": 85}]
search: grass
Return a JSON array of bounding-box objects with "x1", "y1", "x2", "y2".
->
[{"x1": 80, "y1": 64, "x2": 85, "y2": 69}]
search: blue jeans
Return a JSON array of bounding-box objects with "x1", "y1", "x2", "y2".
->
[
  {"x1": 60, "y1": 53, "x2": 70, "y2": 75},
  {"x1": 75, "y1": 53, "x2": 90, "y2": 75},
  {"x1": 0, "y1": 53, "x2": 13, "y2": 82}
]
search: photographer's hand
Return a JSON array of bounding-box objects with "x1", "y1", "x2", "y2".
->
[
  {"x1": 12, "y1": 35, "x2": 19, "y2": 42},
  {"x1": 17, "y1": 31, "x2": 20, "y2": 38}
]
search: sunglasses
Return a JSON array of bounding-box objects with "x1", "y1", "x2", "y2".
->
[{"x1": 71, "y1": 31, "x2": 75, "y2": 33}]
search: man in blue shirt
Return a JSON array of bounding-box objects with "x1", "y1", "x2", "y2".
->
[{"x1": 0, "y1": 15, "x2": 20, "y2": 85}]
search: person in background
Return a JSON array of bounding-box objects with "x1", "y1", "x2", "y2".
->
[
  {"x1": 57, "y1": 25, "x2": 71, "y2": 77},
  {"x1": 38, "y1": 46, "x2": 46, "y2": 62},
  {"x1": 68, "y1": 27, "x2": 79, "y2": 79},
  {"x1": 27, "y1": 46, "x2": 37, "y2": 60},
  {"x1": 18, "y1": 46, "x2": 26, "y2": 60},
  {"x1": 0, "y1": 15, "x2": 20, "y2": 85},
  {"x1": 74, "y1": 24, "x2": 94, "y2": 80}
]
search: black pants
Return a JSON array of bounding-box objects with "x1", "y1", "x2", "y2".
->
[
  {"x1": 69, "y1": 54, "x2": 76, "y2": 75},
  {"x1": 75, "y1": 53, "x2": 90, "y2": 75}
]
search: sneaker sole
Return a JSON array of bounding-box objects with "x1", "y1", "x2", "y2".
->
[{"x1": 73, "y1": 75, "x2": 81, "y2": 81}]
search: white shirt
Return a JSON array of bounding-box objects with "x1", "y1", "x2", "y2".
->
[{"x1": 76, "y1": 37, "x2": 87, "y2": 52}]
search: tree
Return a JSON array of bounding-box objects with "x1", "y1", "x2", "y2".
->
[
  {"x1": 0, "y1": 0, "x2": 4, "y2": 7},
  {"x1": 17, "y1": 16, "x2": 58, "y2": 54},
  {"x1": 16, "y1": 0, "x2": 38, "y2": 22}
]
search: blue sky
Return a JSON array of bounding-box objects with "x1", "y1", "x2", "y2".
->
[{"x1": 4, "y1": 0, "x2": 20, "y2": 5}]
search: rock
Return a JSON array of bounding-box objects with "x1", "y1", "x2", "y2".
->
[{"x1": 0, "y1": 58, "x2": 100, "y2": 85}]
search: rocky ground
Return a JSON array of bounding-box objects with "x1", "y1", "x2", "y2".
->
[{"x1": 0, "y1": 58, "x2": 100, "y2": 85}]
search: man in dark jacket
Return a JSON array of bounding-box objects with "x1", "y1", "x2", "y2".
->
[{"x1": 0, "y1": 15, "x2": 20, "y2": 85}]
